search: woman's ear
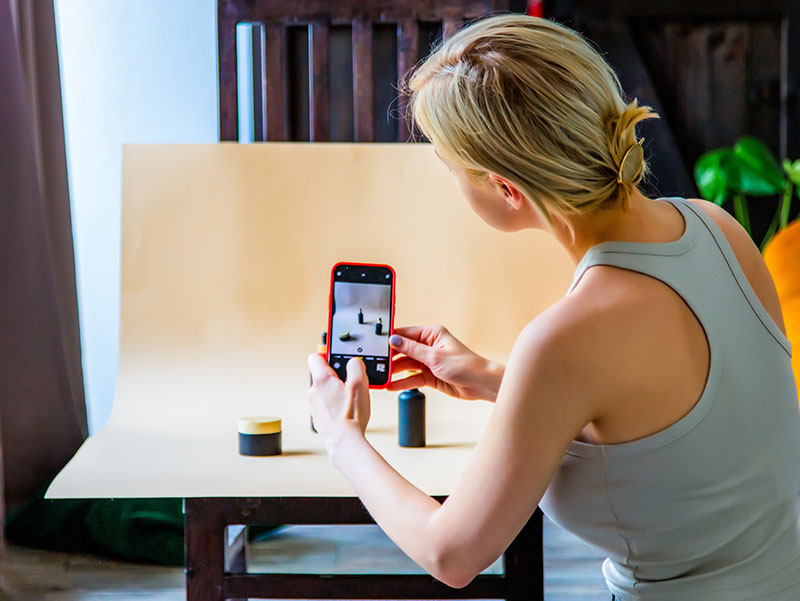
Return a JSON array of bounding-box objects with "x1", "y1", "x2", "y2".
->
[{"x1": 488, "y1": 173, "x2": 525, "y2": 210}]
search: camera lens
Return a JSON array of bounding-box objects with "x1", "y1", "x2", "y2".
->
[{"x1": 361, "y1": 272, "x2": 366, "y2": 277}]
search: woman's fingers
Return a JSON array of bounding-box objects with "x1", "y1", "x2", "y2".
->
[
  {"x1": 391, "y1": 326, "x2": 428, "y2": 341},
  {"x1": 308, "y1": 353, "x2": 337, "y2": 386},
  {"x1": 391, "y1": 355, "x2": 425, "y2": 373},
  {"x1": 387, "y1": 371, "x2": 429, "y2": 392},
  {"x1": 389, "y1": 333, "x2": 435, "y2": 365}
]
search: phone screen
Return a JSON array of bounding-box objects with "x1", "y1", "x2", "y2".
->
[{"x1": 328, "y1": 263, "x2": 394, "y2": 387}]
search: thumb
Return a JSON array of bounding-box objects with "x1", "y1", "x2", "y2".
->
[
  {"x1": 345, "y1": 357, "x2": 369, "y2": 419},
  {"x1": 389, "y1": 334, "x2": 434, "y2": 366},
  {"x1": 345, "y1": 355, "x2": 368, "y2": 386}
]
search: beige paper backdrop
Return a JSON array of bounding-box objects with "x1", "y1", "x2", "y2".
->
[{"x1": 46, "y1": 143, "x2": 574, "y2": 499}]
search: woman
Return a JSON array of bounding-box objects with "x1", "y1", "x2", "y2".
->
[{"x1": 307, "y1": 14, "x2": 800, "y2": 600}]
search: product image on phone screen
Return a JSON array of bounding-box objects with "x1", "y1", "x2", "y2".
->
[{"x1": 327, "y1": 263, "x2": 395, "y2": 387}]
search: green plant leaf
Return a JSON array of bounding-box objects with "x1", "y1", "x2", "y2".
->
[
  {"x1": 695, "y1": 149, "x2": 733, "y2": 205},
  {"x1": 783, "y1": 158, "x2": 800, "y2": 187},
  {"x1": 733, "y1": 137, "x2": 785, "y2": 194}
]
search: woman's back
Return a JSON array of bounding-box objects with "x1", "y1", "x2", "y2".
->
[{"x1": 540, "y1": 196, "x2": 800, "y2": 599}]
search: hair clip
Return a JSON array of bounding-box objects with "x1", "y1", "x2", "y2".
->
[{"x1": 617, "y1": 138, "x2": 644, "y2": 185}]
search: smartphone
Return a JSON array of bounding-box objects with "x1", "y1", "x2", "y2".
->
[{"x1": 327, "y1": 262, "x2": 396, "y2": 388}]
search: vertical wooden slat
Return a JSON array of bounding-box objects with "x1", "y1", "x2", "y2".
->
[
  {"x1": 217, "y1": 0, "x2": 239, "y2": 141},
  {"x1": 352, "y1": 19, "x2": 375, "y2": 142},
  {"x1": 680, "y1": 26, "x2": 711, "y2": 155},
  {"x1": 309, "y1": 20, "x2": 331, "y2": 141},
  {"x1": 251, "y1": 24, "x2": 266, "y2": 142},
  {"x1": 265, "y1": 22, "x2": 288, "y2": 141},
  {"x1": 709, "y1": 24, "x2": 748, "y2": 147},
  {"x1": 443, "y1": 16, "x2": 460, "y2": 41},
  {"x1": 781, "y1": 1, "x2": 800, "y2": 161},
  {"x1": 748, "y1": 22, "x2": 781, "y2": 156},
  {"x1": 397, "y1": 18, "x2": 419, "y2": 142},
  {"x1": 329, "y1": 25, "x2": 355, "y2": 141}
]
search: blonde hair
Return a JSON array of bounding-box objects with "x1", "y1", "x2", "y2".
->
[{"x1": 405, "y1": 14, "x2": 659, "y2": 241}]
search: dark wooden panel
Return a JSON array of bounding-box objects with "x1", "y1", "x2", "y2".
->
[
  {"x1": 748, "y1": 22, "x2": 781, "y2": 157},
  {"x1": 709, "y1": 25, "x2": 749, "y2": 148},
  {"x1": 374, "y1": 24, "x2": 398, "y2": 142},
  {"x1": 636, "y1": 21, "x2": 782, "y2": 157},
  {"x1": 230, "y1": 0, "x2": 507, "y2": 23},
  {"x1": 250, "y1": 25, "x2": 266, "y2": 141},
  {"x1": 288, "y1": 25, "x2": 311, "y2": 141},
  {"x1": 219, "y1": 1, "x2": 513, "y2": 142},
  {"x1": 218, "y1": 1, "x2": 241, "y2": 141},
  {"x1": 187, "y1": 497, "x2": 435, "y2": 524},
  {"x1": 585, "y1": 0, "x2": 788, "y2": 19},
  {"x1": 676, "y1": 25, "x2": 711, "y2": 157},
  {"x1": 265, "y1": 22, "x2": 288, "y2": 141},
  {"x1": 330, "y1": 25, "x2": 355, "y2": 141},
  {"x1": 309, "y1": 20, "x2": 331, "y2": 141},
  {"x1": 781, "y1": 0, "x2": 800, "y2": 224},
  {"x1": 783, "y1": 0, "x2": 800, "y2": 161},
  {"x1": 397, "y1": 18, "x2": 420, "y2": 142},
  {"x1": 225, "y1": 573, "x2": 506, "y2": 599},
  {"x1": 632, "y1": 17, "x2": 787, "y2": 238},
  {"x1": 353, "y1": 19, "x2": 375, "y2": 141}
]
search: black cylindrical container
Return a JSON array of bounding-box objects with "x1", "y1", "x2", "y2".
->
[
  {"x1": 398, "y1": 388, "x2": 426, "y2": 447},
  {"x1": 238, "y1": 417, "x2": 282, "y2": 456}
]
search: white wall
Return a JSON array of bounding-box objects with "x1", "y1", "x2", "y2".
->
[{"x1": 54, "y1": 0, "x2": 219, "y2": 433}]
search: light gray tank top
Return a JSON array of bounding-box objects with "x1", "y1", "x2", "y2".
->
[{"x1": 539, "y1": 196, "x2": 800, "y2": 600}]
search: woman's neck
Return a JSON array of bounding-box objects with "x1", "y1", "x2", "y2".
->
[{"x1": 552, "y1": 191, "x2": 677, "y2": 266}]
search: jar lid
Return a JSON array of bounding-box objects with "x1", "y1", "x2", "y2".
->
[{"x1": 238, "y1": 416, "x2": 281, "y2": 435}]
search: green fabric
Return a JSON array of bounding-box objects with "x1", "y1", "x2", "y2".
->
[
  {"x1": 5, "y1": 488, "x2": 184, "y2": 565},
  {"x1": 5, "y1": 487, "x2": 283, "y2": 566}
]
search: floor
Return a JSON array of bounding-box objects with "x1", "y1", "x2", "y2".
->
[{"x1": 0, "y1": 515, "x2": 609, "y2": 600}]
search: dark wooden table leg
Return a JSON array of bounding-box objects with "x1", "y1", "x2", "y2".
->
[
  {"x1": 504, "y1": 508, "x2": 544, "y2": 601},
  {"x1": 185, "y1": 498, "x2": 226, "y2": 601},
  {"x1": 186, "y1": 497, "x2": 544, "y2": 601}
]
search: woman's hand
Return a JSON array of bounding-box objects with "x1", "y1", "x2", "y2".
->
[
  {"x1": 307, "y1": 354, "x2": 371, "y2": 455},
  {"x1": 388, "y1": 325, "x2": 505, "y2": 402}
]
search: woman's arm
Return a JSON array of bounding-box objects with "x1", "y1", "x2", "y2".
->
[{"x1": 308, "y1": 306, "x2": 602, "y2": 587}]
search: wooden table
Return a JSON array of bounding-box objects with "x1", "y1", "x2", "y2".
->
[{"x1": 184, "y1": 497, "x2": 543, "y2": 601}]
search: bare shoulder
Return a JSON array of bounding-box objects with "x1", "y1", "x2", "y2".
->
[
  {"x1": 512, "y1": 292, "x2": 638, "y2": 414},
  {"x1": 685, "y1": 198, "x2": 787, "y2": 336}
]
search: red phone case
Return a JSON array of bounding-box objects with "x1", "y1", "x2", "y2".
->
[{"x1": 327, "y1": 262, "x2": 396, "y2": 389}]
